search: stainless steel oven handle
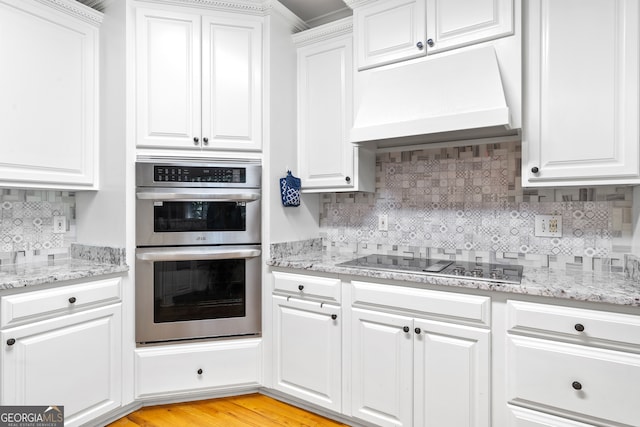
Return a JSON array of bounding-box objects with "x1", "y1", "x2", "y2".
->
[
  {"x1": 136, "y1": 248, "x2": 261, "y2": 262},
  {"x1": 136, "y1": 192, "x2": 260, "y2": 202}
]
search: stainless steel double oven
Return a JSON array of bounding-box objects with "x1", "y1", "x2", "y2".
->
[{"x1": 135, "y1": 159, "x2": 261, "y2": 344}]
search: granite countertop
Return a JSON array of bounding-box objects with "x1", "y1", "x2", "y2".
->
[
  {"x1": 267, "y1": 251, "x2": 640, "y2": 307},
  {"x1": 0, "y1": 244, "x2": 129, "y2": 293}
]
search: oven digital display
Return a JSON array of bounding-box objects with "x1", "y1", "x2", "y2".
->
[{"x1": 154, "y1": 166, "x2": 246, "y2": 183}]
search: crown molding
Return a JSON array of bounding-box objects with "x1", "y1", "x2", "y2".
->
[
  {"x1": 292, "y1": 16, "x2": 352, "y2": 47},
  {"x1": 136, "y1": 0, "x2": 267, "y2": 15},
  {"x1": 32, "y1": 0, "x2": 104, "y2": 25},
  {"x1": 263, "y1": 0, "x2": 308, "y2": 33},
  {"x1": 343, "y1": 0, "x2": 377, "y2": 10}
]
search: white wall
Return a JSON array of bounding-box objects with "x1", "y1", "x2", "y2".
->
[
  {"x1": 634, "y1": 186, "x2": 640, "y2": 255},
  {"x1": 75, "y1": 0, "x2": 138, "y2": 408},
  {"x1": 75, "y1": 2, "x2": 127, "y2": 248},
  {"x1": 263, "y1": 7, "x2": 320, "y2": 249}
]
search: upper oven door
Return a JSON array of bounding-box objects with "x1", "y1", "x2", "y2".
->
[{"x1": 136, "y1": 187, "x2": 261, "y2": 246}]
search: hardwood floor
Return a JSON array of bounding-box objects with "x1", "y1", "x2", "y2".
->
[{"x1": 107, "y1": 393, "x2": 349, "y2": 427}]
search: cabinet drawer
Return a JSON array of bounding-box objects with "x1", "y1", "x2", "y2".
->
[
  {"x1": 1, "y1": 277, "x2": 122, "y2": 328},
  {"x1": 507, "y1": 300, "x2": 640, "y2": 348},
  {"x1": 272, "y1": 271, "x2": 341, "y2": 303},
  {"x1": 507, "y1": 335, "x2": 640, "y2": 426},
  {"x1": 351, "y1": 280, "x2": 490, "y2": 326},
  {"x1": 135, "y1": 339, "x2": 261, "y2": 398},
  {"x1": 508, "y1": 404, "x2": 598, "y2": 427}
]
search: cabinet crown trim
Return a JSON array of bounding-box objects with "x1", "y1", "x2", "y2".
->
[
  {"x1": 292, "y1": 16, "x2": 352, "y2": 46},
  {"x1": 343, "y1": 0, "x2": 376, "y2": 10},
  {"x1": 35, "y1": 0, "x2": 104, "y2": 25},
  {"x1": 137, "y1": 0, "x2": 267, "y2": 15}
]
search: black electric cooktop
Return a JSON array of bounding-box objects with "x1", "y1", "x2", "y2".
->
[{"x1": 338, "y1": 254, "x2": 523, "y2": 285}]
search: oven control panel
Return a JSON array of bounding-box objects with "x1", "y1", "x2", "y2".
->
[
  {"x1": 136, "y1": 160, "x2": 261, "y2": 188},
  {"x1": 154, "y1": 166, "x2": 246, "y2": 183}
]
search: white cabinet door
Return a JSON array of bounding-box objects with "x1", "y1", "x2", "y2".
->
[
  {"x1": 353, "y1": 0, "x2": 514, "y2": 69},
  {"x1": 414, "y1": 319, "x2": 490, "y2": 427},
  {"x1": 1, "y1": 304, "x2": 122, "y2": 427},
  {"x1": 202, "y1": 16, "x2": 261, "y2": 151},
  {"x1": 136, "y1": 8, "x2": 202, "y2": 149},
  {"x1": 354, "y1": 0, "x2": 427, "y2": 70},
  {"x1": 522, "y1": 0, "x2": 640, "y2": 186},
  {"x1": 0, "y1": 0, "x2": 98, "y2": 189},
  {"x1": 136, "y1": 8, "x2": 262, "y2": 152},
  {"x1": 298, "y1": 34, "x2": 356, "y2": 190},
  {"x1": 272, "y1": 296, "x2": 341, "y2": 412},
  {"x1": 351, "y1": 308, "x2": 413, "y2": 427},
  {"x1": 425, "y1": 0, "x2": 513, "y2": 54}
]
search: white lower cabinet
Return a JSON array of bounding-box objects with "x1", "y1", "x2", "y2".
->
[
  {"x1": 507, "y1": 405, "x2": 597, "y2": 427},
  {"x1": 414, "y1": 318, "x2": 490, "y2": 427},
  {"x1": 1, "y1": 304, "x2": 122, "y2": 427},
  {"x1": 272, "y1": 295, "x2": 341, "y2": 411},
  {"x1": 351, "y1": 308, "x2": 413, "y2": 426},
  {"x1": 134, "y1": 339, "x2": 261, "y2": 399},
  {"x1": 271, "y1": 271, "x2": 342, "y2": 412},
  {"x1": 505, "y1": 299, "x2": 640, "y2": 426},
  {"x1": 350, "y1": 281, "x2": 491, "y2": 427},
  {"x1": 0, "y1": 277, "x2": 122, "y2": 427}
]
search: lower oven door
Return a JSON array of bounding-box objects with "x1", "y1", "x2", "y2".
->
[{"x1": 135, "y1": 245, "x2": 261, "y2": 344}]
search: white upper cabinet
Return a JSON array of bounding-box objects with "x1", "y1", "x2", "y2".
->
[
  {"x1": 522, "y1": 0, "x2": 640, "y2": 186},
  {"x1": 350, "y1": 0, "x2": 513, "y2": 70},
  {"x1": 136, "y1": 7, "x2": 262, "y2": 152},
  {"x1": 0, "y1": 0, "x2": 100, "y2": 190},
  {"x1": 425, "y1": 0, "x2": 514, "y2": 54},
  {"x1": 294, "y1": 18, "x2": 375, "y2": 192},
  {"x1": 136, "y1": 9, "x2": 201, "y2": 150},
  {"x1": 353, "y1": 0, "x2": 427, "y2": 70}
]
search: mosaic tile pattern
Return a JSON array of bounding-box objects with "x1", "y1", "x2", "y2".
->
[
  {"x1": 0, "y1": 189, "x2": 76, "y2": 264},
  {"x1": 319, "y1": 142, "x2": 636, "y2": 272}
]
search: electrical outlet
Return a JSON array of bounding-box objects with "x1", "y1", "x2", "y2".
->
[
  {"x1": 53, "y1": 216, "x2": 67, "y2": 234},
  {"x1": 534, "y1": 214, "x2": 562, "y2": 237},
  {"x1": 378, "y1": 214, "x2": 388, "y2": 231}
]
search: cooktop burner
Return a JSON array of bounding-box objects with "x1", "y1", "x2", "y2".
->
[{"x1": 338, "y1": 254, "x2": 523, "y2": 285}]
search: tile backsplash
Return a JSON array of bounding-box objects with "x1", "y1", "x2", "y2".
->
[
  {"x1": 319, "y1": 142, "x2": 636, "y2": 272},
  {"x1": 0, "y1": 189, "x2": 76, "y2": 264}
]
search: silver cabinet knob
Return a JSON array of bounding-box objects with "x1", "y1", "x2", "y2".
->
[
  {"x1": 427, "y1": 38, "x2": 434, "y2": 47},
  {"x1": 203, "y1": 137, "x2": 209, "y2": 146},
  {"x1": 416, "y1": 41, "x2": 424, "y2": 50},
  {"x1": 193, "y1": 137, "x2": 199, "y2": 146}
]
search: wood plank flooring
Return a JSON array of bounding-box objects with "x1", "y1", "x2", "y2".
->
[{"x1": 107, "y1": 393, "x2": 349, "y2": 427}]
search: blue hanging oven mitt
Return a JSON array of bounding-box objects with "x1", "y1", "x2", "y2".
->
[{"x1": 280, "y1": 170, "x2": 301, "y2": 207}]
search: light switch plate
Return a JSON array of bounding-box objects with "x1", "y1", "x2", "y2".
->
[
  {"x1": 53, "y1": 216, "x2": 66, "y2": 234},
  {"x1": 378, "y1": 214, "x2": 388, "y2": 231},
  {"x1": 534, "y1": 214, "x2": 562, "y2": 237}
]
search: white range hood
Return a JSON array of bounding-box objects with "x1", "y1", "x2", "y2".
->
[{"x1": 351, "y1": 46, "x2": 518, "y2": 148}]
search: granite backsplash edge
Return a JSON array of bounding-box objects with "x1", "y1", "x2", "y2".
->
[
  {"x1": 271, "y1": 238, "x2": 640, "y2": 284},
  {"x1": 70, "y1": 243, "x2": 127, "y2": 266}
]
